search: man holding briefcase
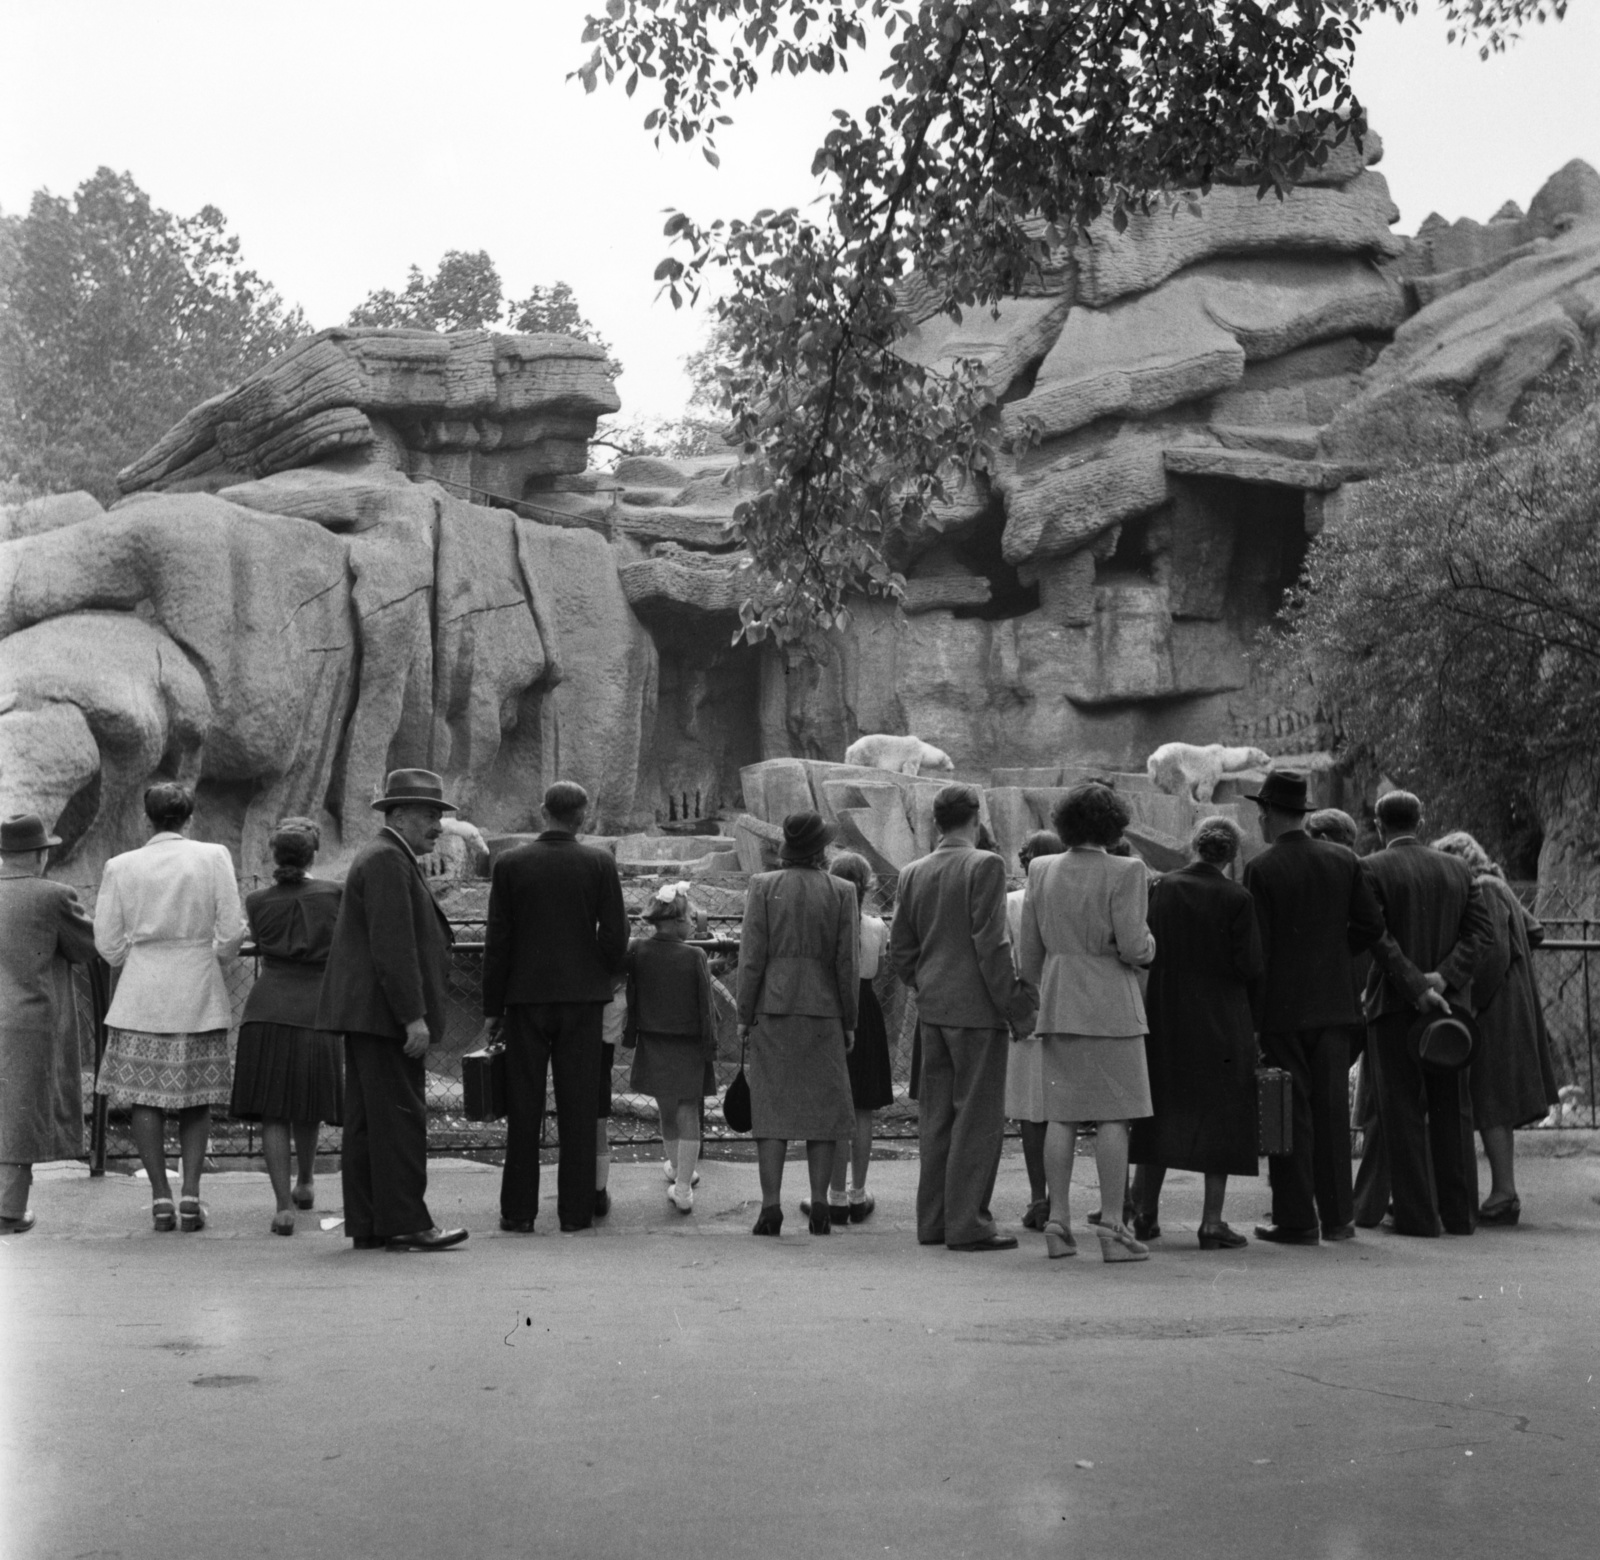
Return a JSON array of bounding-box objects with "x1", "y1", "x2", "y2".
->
[{"x1": 1243, "y1": 771, "x2": 1420, "y2": 1246}]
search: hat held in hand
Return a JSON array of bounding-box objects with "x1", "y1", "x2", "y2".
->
[
  {"x1": 371, "y1": 769, "x2": 458, "y2": 814},
  {"x1": 1406, "y1": 1004, "x2": 1481, "y2": 1073}
]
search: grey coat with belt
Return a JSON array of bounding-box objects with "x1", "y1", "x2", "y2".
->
[{"x1": 736, "y1": 865, "x2": 859, "y2": 1027}]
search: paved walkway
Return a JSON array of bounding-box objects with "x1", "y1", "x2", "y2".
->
[{"x1": 5, "y1": 1147, "x2": 1600, "y2": 1560}]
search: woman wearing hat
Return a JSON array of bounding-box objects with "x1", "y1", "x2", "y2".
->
[
  {"x1": 94, "y1": 783, "x2": 246, "y2": 1233},
  {"x1": 735, "y1": 811, "x2": 859, "y2": 1236},
  {"x1": 624, "y1": 882, "x2": 718, "y2": 1214},
  {"x1": 1432, "y1": 832, "x2": 1559, "y2": 1225},
  {"x1": 229, "y1": 819, "x2": 345, "y2": 1235}
]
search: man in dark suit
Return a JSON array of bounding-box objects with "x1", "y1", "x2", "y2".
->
[
  {"x1": 1244, "y1": 771, "x2": 1406, "y2": 1245},
  {"x1": 318, "y1": 769, "x2": 467, "y2": 1252},
  {"x1": 1362, "y1": 790, "x2": 1493, "y2": 1236},
  {"x1": 481, "y1": 781, "x2": 629, "y2": 1234},
  {"x1": 890, "y1": 784, "x2": 1034, "y2": 1253}
]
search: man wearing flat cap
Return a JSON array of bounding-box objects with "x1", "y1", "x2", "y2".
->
[
  {"x1": 318, "y1": 770, "x2": 467, "y2": 1252},
  {"x1": 1243, "y1": 770, "x2": 1429, "y2": 1246},
  {"x1": 0, "y1": 815, "x2": 98, "y2": 1235}
]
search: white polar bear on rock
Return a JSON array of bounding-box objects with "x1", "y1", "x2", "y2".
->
[
  {"x1": 1146, "y1": 742, "x2": 1271, "y2": 804},
  {"x1": 845, "y1": 734, "x2": 956, "y2": 777}
]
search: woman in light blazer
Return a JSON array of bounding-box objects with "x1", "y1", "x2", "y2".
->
[
  {"x1": 735, "y1": 812, "x2": 858, "y2": 1237},
  {"x1": 94, "y1": 783, "x2": 245, "y2": 1233},
  {"x1": 1019, "y1": 783, "x2": 1155, "y2": 1263}
]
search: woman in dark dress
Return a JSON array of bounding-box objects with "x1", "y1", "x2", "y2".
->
[
  {"x1": 229, "y1": 819, "x2": 344, "y2": 1235},
  {"x1": 1432, "y1": 831, "x2": 1559, "y2": 1225},
  {"x1": 1130, "y1": 816, "x2": 1264, "y2": 1250}
]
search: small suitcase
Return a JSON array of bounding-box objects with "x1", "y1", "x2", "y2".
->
[
  {"x1": 462, "y1": 1044, "x2": 507, "y2": 1122},
  {"x1": 1256, "y1": 1066, "x2": 1293, "y2": 1156}
]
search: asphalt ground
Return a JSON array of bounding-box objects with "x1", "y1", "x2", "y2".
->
[{"x1": 4, "y1": 1144, "x2": 1600, "y2": 1560}]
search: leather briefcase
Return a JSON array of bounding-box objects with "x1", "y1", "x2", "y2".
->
[
  {"x1": 462, "y1": 1043, "x2": 507, "y2": 1122},
  {"x1": 1257, "y1": 1066, "x2": 1293, "y2": 1156}
]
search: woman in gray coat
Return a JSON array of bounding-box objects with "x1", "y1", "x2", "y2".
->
[
  {"x1": 1019, "y1": 784, "x2": 1156, "y2": 1263},
  {"x1": 736, "y1": 812, "x2": 858, "y2": 1237}
]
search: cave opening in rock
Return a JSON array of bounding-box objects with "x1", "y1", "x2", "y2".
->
[
  {"x1": 1223, "y1": 481, "x2": 1312, "y2": 623},
  {"x1": 1094, "y1": 513, "x2": 1159, "y2": 585},
  {"x1": 642, "y1": 615, "x2": 762, "y2": 827},
  {"x1": 947, "y1": 492, "x2": 1040, "y2": 620}
]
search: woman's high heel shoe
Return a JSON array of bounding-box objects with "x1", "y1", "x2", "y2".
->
[
  {"x1": 179, "y1": 1196, "x2": 206, "y2": 1233},
  {"x1": 1096, "y1": 1221, "x2": 1149, "y2": 1263},
  {"x1": 1042, "y1": 1220, "x2": 1076, "y2": 1259},
  {"x1": 751, "y1": 1205, "x2": 783, "y2": 1236},
  {"x1": 1478, "y1": 1196, "x2": 1521, "y2": 1226},
  {"x1": 271, "y1": 1210, "x2": 296, "y2": 1237},
  {"x1": 291, "y1": 1185, "x2": 314, "y2": 1211},
  {"x1": 151, "y1": 1198, "x2": 176, "y2": 1233}
]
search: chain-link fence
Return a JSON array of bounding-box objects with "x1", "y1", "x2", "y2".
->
[
  {"x1": 79, "y1": 914, "x2": 925, "y2": 1165},
  {"x1": 75, "y1": 911, "x2": 1600, "y2": 1164}
]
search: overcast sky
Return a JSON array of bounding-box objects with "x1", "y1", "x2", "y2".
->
[{"x1": 3, "y1": 1, "x2": 1597, "y2": 421}]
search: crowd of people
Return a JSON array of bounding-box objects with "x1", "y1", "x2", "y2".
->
[{"x1": 0, "y1": 764, "x2": 1561, "y2": 1257}]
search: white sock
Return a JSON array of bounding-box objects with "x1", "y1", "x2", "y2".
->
[
  {"x1": 848, "y1": 1183, "x2": 866, "y2": 1204},
  {"x1": 661, "y1": 1136, "x2": 678, "y2": 1181},
  {"x1": 595, "y1": 1150, "x2": 610, "y2": 1192}
]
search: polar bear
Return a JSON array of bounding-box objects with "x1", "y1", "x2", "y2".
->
[
  {"x1": 1146, "y1": 742, "x2": 1271, "y2": 804},
  {"x1": 845, "y1": 733, "x2": 956, "y2": 777}
]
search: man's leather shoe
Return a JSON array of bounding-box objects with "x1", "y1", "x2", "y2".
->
[
  {"x1": 1322, "y1": 1223, "x2": 1357, "y2": 1242},
  {"x1": 1380, "y1": 1215, "x2": 1440, "y2": 1237},
  {"x1": 498, "y1": 1218, "x2": 535, "y2": 1233},
  {"x1": 387, "y1": 1226, "x2": 469, "y2": 1252},
  {"x1": 1253, "y1": 1223, "x2": 1320, "y2": 1246},
  {"x1": 559, "y1": 1221, "x2": 592, "y2": 1233},
  {"x1": 350, "y1": 1234, "x2": 384, "y2": 1249},
  {"x1": 948, "y1": 1233, "x2": 1019, "y2": 1252},
  {"x1": 593, "y1": 1189, "x2": 610, "y2": 1218},
  {"x1": 0, "y1": 1211, "x2": 36, "y2": 1235}
]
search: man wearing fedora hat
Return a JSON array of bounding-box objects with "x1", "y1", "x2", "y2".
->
[
  {"x1": 1361, "y1": 790, "x2": 1493, "y2": 1237},
  {"x1": 0, "y1": 814, "x2": 98, "y2": 1235},
  {"x1": 317, "y1": 770, "x2": 467, "y2": 1252},
  {"x1": 1243, "y1": 770, "x2": 1405, "y2": 1245}
]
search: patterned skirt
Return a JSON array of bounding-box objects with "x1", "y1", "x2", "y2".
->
[{"x1": 96, "y1": 1028, "x2": 232, "y2": 1111}]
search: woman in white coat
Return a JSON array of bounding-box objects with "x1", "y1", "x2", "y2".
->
[{"x1": 94, "y1": 784, "x2": 245, "y2": 1232}]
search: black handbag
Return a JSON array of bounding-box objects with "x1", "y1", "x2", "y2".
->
[
  {"x1": 462, "y1": 1042, "x2": 508, "y2": 1122},
  {"x1": 722, "y1": 1030, "x2": 752, "y2": 1134},
  {"x1": 1256, "y1": 1066, "x2": 1293, "y2": 1156}
]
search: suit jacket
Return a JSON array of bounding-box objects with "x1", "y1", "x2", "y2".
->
[
  {"x1": 1019, "y1": 846, "x2": 1153, "y2": 1037},
  {"x1": 481, "y1": 831, "x2": 628, "y2": 1012},
  {"x1": 1362, "y1": 837, "x2": 1494, "y2": 1018},
  {"x1": 95, "y1": 833, "x2": 245, "y2": 1032},
  {"x1": 890, "y1": 838, "x2": 1030, "y2": 1030},
  {"x1": 737, "y1": 865, "x2": 858, "y2": 1027},
  {"x1": 1243, "y1": 830, "x2": 1391, "y2": 1031},
  {"x1": 0, "y1": 872, "x2": 98, "y2": 1162},
  {"x1": 316, "y1": 830, "x2": 453, "y2": 1043}
]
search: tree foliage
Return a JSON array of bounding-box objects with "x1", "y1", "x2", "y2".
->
[
  {"x1": 578, "y1": 0, "x2": 1568, "y2": 644},
  {"x1": 0, "y1": 168, "x2": 305, "y2": 502},
  {"x1": 1278, "y1": 359, "x2": 1600, "y2": 875},
  {"x1": 350, "y1": 257, "x2": 619, "y2": 368}
]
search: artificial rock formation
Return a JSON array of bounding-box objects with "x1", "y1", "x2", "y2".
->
[{"x1": 4, "y1": 147, "x2": 1599, "y2": 885}]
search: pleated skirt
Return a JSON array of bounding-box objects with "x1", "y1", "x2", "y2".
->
[
  {"x1": 97, "y1": 1028, "x2": 232, "y2": 1111},
  {"x1": 228, "y1": 1021, "x2": 344, "y2": 1125},
  {"x1": 845, "y1": 981, "x2": 894, "y2": 1111},
  {"x1": 748, "y1": 1013, "x2": 855, "y2": 1140}
]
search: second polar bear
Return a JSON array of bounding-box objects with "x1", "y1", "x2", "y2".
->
[
  {"x1": 1146, "y1": 742, "x2": 1271, "y2": 804},
  {"x1": 844, "y1": 734, "x2": 956, "y2": 777}
]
